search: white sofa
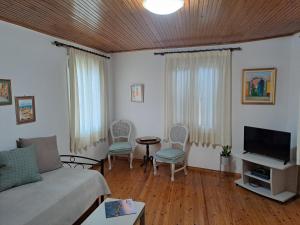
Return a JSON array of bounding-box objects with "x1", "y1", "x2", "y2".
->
[{"x1": 0, "y1": 167, "x2": 110, "y2": 225}]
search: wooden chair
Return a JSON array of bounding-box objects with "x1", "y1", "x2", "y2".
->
[
  {"x1": 108, "y1": 120, "x2": 134, "y2": 170},
  {"x1": 153, "y1": 124, "x2": 189, "y2": 181}
]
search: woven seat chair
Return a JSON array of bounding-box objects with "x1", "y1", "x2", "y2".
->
[
  {"x1": 108, "y1": 120, "x2": 134, "y2": 170},
  {"x1": 153, "y1": 124, "x2": 189, "y2": 181}
]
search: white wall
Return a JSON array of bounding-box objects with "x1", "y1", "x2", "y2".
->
[
  {"x1": 287, "y1": 34, "x2": 300, "y2": 151},
  {"x1": 112, "y1": 36, "x2": 300, "y2": 172},
  {"x1": 112, "y1": 51, "x2": 165, "y2": 157},
  {"x1": 1, "y1": 19, "x2": 299, "y2": 173},
  {"x1": 0, "y1": 21, "x2": 113, "y2": 160},
  {"x1": 288, "y1": 34, "x2": 300, "y2": 192}
]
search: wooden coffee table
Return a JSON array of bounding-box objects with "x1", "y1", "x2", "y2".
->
[{"x1": 81, "y1": 198, "x2": 145, "y2": 225}]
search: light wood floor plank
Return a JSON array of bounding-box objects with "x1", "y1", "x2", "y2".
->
[{"x1": 104, "y1": 160, "x2": 300, "y2": 225}]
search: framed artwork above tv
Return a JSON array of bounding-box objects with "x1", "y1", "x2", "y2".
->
[{"x1": 242, "y1": 68, "x2": 277, "y2": 105}]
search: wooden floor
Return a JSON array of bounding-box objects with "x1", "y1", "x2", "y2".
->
[{"x1": 104, "y1": 159, "x2": 300, "y2": 225}]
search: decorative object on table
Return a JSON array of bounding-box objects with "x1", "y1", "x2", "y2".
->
[
  {"x1": 131, "y1": 84, "x2": 144, "y2": 103},
  {"x1": 108, "y1": 120, "x2": 135, "y2": 170},
  {"x1": 136, "y1": 136, "x2": 161, "y2": 173},
  {"x1": 15, "y1": 96, "x2": 36, "y2": 124},
  {"x1": 105, "y1": 199, "x2": 137, "y2": 218},
  {"x1": 242, "y1": 68, "x2": 276, "y2": 104},
  {"x1": 153, "y1": 124, "x2": 189, "y2": 181},
  {"x1": 0, "y1": 79, "x2": 12, "y2": 106}
]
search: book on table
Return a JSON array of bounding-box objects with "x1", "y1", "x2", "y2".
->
[
  {"x1": 139, "y1": 136, "x2": 157, "y2": 141},
  {"x1": 105, "y1": 199, "x2": 137, "y2": 218}
]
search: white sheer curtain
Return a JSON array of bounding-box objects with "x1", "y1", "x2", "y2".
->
[
  {"x1": 164, "y1": 50, "x2": 232, "y2": 146},
  {"x1": 297, "y1": 99, "x2": 300, "y2": 165},
  {"x1": 68, "y1": 48, "x2": 108, "y2": 153}
]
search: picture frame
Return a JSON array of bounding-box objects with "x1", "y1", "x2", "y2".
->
[
  {"x1": 15, "y1": 96, "x2": 36, "y2": 124},
  {"x1": 242, "y1": 68, "x2": 277, "y2": 105},
  {"x1": 131, "y1": 84, "x2": 144, "y2": 103},
  {"x1": 0, "y1": 79, "x2": 12, "y2": 106}
]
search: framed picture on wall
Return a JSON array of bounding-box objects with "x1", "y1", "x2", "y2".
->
[
  {"x1": 242, "y1": 68, "x2": 277, "y2": 105},
  {"x1": 131, "y1": 84, "x2": 144, "y2": 103},
  {"x1": 0, "y1": 79, "x2": 12, "y2": 106},
  {"x1": 15, "y1": 96, "x2": 36, "y2": 124}
]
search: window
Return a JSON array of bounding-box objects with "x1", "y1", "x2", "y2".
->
[
  {"x1": 197, "y1": 68, "x2": 217, "y2": 129},
  {"x1": 67, "y1": 48, "x2": 108, "y2": 153},
  {"x1": 172, "y1": 67, "x2": 216, "y2": 129},
  {"x1": 164, "y1": 51, "x2": 231, "y2": 146}
]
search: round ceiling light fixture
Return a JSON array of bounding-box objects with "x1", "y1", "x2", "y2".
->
[{"x1": 143, "y1": 0, "x2": 184, "y2": 15}]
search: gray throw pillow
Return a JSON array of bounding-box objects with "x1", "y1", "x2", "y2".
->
[
  {"x1": 0, "y1": 145, "x2": 42, "y2": 192},
  {"x1": 19, "y1": 136, "x2": 62, "y2": 173}
]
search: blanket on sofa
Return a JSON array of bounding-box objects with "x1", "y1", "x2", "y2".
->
[{"x1": 0, "y1": 167, "x2": 111, "y2": 225}]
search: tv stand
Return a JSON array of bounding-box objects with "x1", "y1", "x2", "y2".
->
[{"x1": 235, "y1": 153, "x2": 297, "y2": 203}]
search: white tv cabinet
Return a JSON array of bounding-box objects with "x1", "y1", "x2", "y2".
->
[{"x1": 235, "y1": 153, "x2": 298, "y2": 202}]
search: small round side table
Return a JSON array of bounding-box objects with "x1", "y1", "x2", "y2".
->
[{"x1": 136, "y1": 137, "x2": 161, "y2": 173}]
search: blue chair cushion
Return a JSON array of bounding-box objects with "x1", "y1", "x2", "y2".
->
[
  {"x1": 108, "y1": 142, "x2": 132, "y2": 153},
  {"x1": 155, "y1": 148, "x2": 184, "y2": 160}
]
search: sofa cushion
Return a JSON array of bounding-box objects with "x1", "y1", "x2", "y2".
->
[
  {"x1": 0, "y1": 145, "x2": 42, "y2": 192},
  {"x1": 19, "y1": 136, "x2": 62, "y2": 173}
]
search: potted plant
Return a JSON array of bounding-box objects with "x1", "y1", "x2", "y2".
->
[{"x1": 220, "y1": 145, "x2": 232, "y2": 165}]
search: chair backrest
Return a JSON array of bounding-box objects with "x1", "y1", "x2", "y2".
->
[
  {"x1": 110, "y1": 120, "x2": 132, "y2": 143},
  {"x1": 169, "y1": 124, "x2": 189, "y2": 151}
]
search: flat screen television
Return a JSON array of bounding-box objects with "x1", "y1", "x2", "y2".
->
[{"x1": 244, "y1": 126, "x2": 291, "y2": 163}]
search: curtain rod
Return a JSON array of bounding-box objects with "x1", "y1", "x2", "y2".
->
[
  {"x1": 154, "y1": 47, "x2": 242, "y2": 56},
  {"x1": 52, "y1": 41, "x2": 110, "y2": 59}
]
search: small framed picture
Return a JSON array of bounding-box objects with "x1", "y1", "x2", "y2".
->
[
  {"x1": 131, "y1": 84, "x2": 144, "y2": 103},
  {"x1": 15, "y1": 96, "x2": 36, "y2": 124},
  {"x1": 0, "y1": 79, "x2": 12, "y2": 106},
  {"x1": 242, "y1": 68, "x2": 277, "y2": 105}
]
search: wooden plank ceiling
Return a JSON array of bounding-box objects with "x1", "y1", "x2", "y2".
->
[{"x1": 0, "y1": 0, "x2": 300, "y2": 53}]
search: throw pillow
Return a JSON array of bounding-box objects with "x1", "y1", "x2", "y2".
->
[
  {"x1": 0, "y1": 145, "x2": 42, "y2": 192},
  {"x1": 19, "y1": 136, "x2": 62, "y2": 173}
]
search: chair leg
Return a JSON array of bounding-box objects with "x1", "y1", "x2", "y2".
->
[
  {"x1": 171, "y1": 163, "x2": 175, "y2": 181},
  {"x1": 108, "y1": 154, "x2": 112, "y2": 170},
  {"x1": 153, "y1": 158, "x2": 157, "y2": 175},
  {"x1": 184, "y1": 160, "x2": 188, "y2": 175},
  {"x1": 129, "y1": 152, "x2": 133, "y2": 169}
]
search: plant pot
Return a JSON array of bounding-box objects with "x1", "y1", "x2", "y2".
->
[{"x1": 220, "y1": 155, "x2": 231, "y2": 165}]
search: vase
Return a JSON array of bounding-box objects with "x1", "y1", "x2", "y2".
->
[{"x1": 221, "y1": 155, "x2": 231, "y2": 165}]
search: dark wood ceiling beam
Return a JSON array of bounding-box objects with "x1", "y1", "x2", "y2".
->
[{"x1": 0, "y1": 0, "x2": 300, "y2": 52}]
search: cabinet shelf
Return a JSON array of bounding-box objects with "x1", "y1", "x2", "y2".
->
[
  {"x1": 235, "y1": 179, "x2": 296, "y2": 203},
  {"x1": 235, "y1": 153, "x2": 297, "y2": 203},
  {"x1": 244, "y1": 171, "x2": 270, "y2": 183}
]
